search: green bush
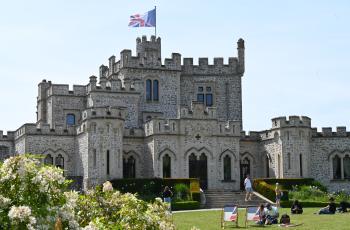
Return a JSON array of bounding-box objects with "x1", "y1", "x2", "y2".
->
[
  {"x1": 253, "y1": 180, "x2": 288, "y2": 201},
  {"x1": 174, "y1": 183, "x2": 190, "y2": 201},
  {"x1": 172, "y1": 201, "x2": 200, "y2": 211},
  {"x1": 280, "y1": 200, "x2": 338, "y2": 208}
]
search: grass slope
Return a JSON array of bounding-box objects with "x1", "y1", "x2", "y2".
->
[{"x1": 173, "y1": 208, "x2": 350, "y2": 230}]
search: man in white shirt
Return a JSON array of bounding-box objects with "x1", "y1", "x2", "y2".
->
[{"x1": 244, "y1": 174, "x2": 253, "y2": 201}]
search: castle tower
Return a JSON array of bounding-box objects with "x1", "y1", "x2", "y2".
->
[
  {"x1": 136, "y1": 35, "x2": 161, "y2": 66},
  {"x1": 271, "y1": 116, "x2": 312, "y2": 178},
  {"x1": 78, "y1": 107, "x2": 126, "y2": 190}
]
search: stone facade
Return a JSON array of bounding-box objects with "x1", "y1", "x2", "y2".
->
[{"x1": 0, "y1": 36, "x2": 349, "y2": 191}]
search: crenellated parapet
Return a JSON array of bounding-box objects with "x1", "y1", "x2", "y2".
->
[
  {"x1": 271, "y1": 116, "x2": 311, "y2": 129},
  {"x1": 81, "y1": 107, "x2": 127, "y2": 122},
  {"x1": 87, "y1": 75, "x2": 141, "y2": 93},
  {"x1": 240, "y1": 131, "x2": 261, "y2": 141},
  {"x1": 0, "y1": 130, "x2": 15, "y2": 140},
  {"x1": 311, "y1": 126, "x2": 350, "y2": 137},
  {"x1": 180, "y1": 102, "x2": 217, "y2": 119},
  {"x1": 181, "y1": 57, "x2": 239, "y2": 75},
  {"x1": 14, "y1": 123, "x2": 76, "y2": 139},
  {"x1": 45, "y1": 82, "x2": 86, "y2": 97}
]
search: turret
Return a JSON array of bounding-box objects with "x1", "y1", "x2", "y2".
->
[
  {"x1": 37, "y1": 79, "x2": 51, "y2": 123},
  {"x1": 136, "y1": 35, "x2": 161, "y2": 66},
  {"x1": 237, "y1": 38, "x2": 245, "y2": 74}
]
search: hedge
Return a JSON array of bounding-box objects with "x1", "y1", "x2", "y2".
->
[
  {"x1": 254, "y1": 178, "x2": 315, "y2": 190},
  {"x1": 172, "y1": 201, "x2": 200, "y2": 211},
  {"x1": 280, "y1": 200, "x2": 338, "y2": 208},
  {"x1": 253, "y1": 180, "x2": 289, "y2": 201},
  {"x1": 109, "y1": 178, "x2": 200, "y2": 200}
]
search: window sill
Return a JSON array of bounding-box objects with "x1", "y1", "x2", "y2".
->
[{"x1": 221, "y1": 180, "x2": 236, "y2": 183}]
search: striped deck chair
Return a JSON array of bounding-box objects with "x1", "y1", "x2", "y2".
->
[
  {"x1": 221, "y1": 204, "x2": 239, "y2": 229},
  {"x1": 245, "y1": 206, "x2": 262, "y2": 227}
]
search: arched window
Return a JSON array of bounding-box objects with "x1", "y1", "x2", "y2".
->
[
  {"x1": 123, "y1": 156, "x2": 136, "y2": 178},
  {"x1": 146, "y1": 79, "x2": 152, "y2": 101},
  {"x1": 223, "y1": 155, "x2": 231, "y2": 181},
  {"x1": 93, "y1": 149, "x2": 97, "y2": 168},
  {"x1": 106, "y1": 150, "x2": 110, "y2": 175},
  {"x1": 333, "y1": 155, "x2": 341, "y2": 179},
  {"x1": 44, "y1": 154, "x2": 53, "y2": 165},
  {"x1": 266, "y1": 155, "x2": 270, "y2": 178},
  {"x1": 299, "y1": 154, "x2": 303, "y2": 177},
  {"x1": 0, "y1": 145, "x2": 9, "y2": 160},
  {"x1": 55, "y1": 154, "x2": 64, "y2": 169},
  {"x1": 344, "y1": 155, "x2": 350, "y2": 179},
  {"x1": 153, "y1": 80, "x2": 159, "y2": 101},
  {"x1": 162, "y1": 154, "x2": 171, "y2": 178},
  {"x1": 287, "y1": 153, "x2": 291, "y2": 169},
  {"x1": 66, "y1": 114, "x2": 75, "y2": 126}
]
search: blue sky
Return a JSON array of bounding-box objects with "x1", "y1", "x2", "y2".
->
[{"x1": 0, "y1": 0, "x2": 350, "y2": 133}]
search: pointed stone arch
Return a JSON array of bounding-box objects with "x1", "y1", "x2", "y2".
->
[{"x1": 184, "y1": 146, "x2": 213, "y2": 160}]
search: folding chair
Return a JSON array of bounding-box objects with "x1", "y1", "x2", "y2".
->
[
  {"x1": 221, "y1": 204, "x2": 239, "y2": 229},
  {"x1": 245, "y1": 206, "x2": 262, "y2": 227}
]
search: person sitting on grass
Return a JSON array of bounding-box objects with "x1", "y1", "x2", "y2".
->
[
  {"x1": 291, "y1": 200, "x2": 303, "y2": 214},
  {"x1": 264, "y1": 203, "x2": 279, "y2": 225},
  {"x1": 255, "y1": 204, "x2": 266, "y2": 225},
  {"x1": 318, "y1": 197, "x2": 336, "y2": 215}
]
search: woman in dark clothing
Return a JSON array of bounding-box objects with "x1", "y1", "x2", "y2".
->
[
  {"x1": 291, "y1": 200, "x2": 303, "y2": 214},
  {"x1": 318, "y1": 197, "x2": 336, "y2": 214},
  {"x1": 162, "y1": 186, "x2": 173, "y2": 211}
]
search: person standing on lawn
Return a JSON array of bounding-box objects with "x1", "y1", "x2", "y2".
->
[
  {"x1": 244, "y1": 174, "x2": 253, "y2": 201},
  {"x1": 162, "y1": 186, "x2": 173, "y2": 212},
  {"x1": 275, "y1": 182, "x2": 282, "y2": 208}
]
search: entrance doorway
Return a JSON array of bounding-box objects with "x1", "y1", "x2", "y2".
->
[
  {"x1": 189, "y1": 153, "x2": 208, "y2": 190},
  {"x1": 240, "y1": 158, "x2": 250, "y2": 190}
]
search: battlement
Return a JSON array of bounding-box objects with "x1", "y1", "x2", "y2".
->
[
  {"x1": 240, "y1": 131, "x2": 261, "y2": 141},
  {"x1": 45, "y1": 81, "x2": 86, "y2": 97},
  {"x1": 181, "y1": 57, "x2": 239, "y2": 75},
  {"x1": 15, "y1": 123, "x2": 76, "y2": 138},
  {"x1": 0, "y1": 130, "x2": 15, "y2": 140},
  {"x1": 271, "y1": 116, "x2": 311, "y2": 128},
  {"x1": 81, "y1": 107, "x2": 127, "y2": 121},
  {"x1": 124, "y1": 127, "x2": 144, "y2": 137},
  {"x1": 180, "y1": 102, "x2": 217, "y2": 119},
  {"x1": 87, "y1": 75, "x2": 142, "y2": 93},
  {"x1": 312, "y1": 126, "x2": 350, "y2": 137}
]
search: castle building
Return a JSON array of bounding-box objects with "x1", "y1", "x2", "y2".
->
[{"x1": 0, "y1": 36, "x2": 349, "y2": 192}]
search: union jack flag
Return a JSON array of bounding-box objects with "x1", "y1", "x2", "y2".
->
[{"x1": 128, "y1": 8, "x2": 156, "y2": 27}]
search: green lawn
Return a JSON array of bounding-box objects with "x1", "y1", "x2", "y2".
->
[{"x1": 173, "y1": 208, "x2": 350, "y2": 230}]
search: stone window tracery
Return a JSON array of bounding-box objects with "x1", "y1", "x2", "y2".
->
[
  {"x1": 123, "y1": 156, "x2": 136, "y2": 178},
  {"x1": 196, "y1": 85, "x2": 213, "y2": 106},
  {"x1": 344, "y1": 156, "x2": 350, "y2": 179},
  {"x1": 145, "y1": 79, "x2": 159, "y2": 101},
  {"x1": 332, "y1": 155, "x2": 341, "y2": 179}
]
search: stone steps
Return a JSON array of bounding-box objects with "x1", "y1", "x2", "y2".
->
[{"x1": 204, "y1": 190, "x2": 272, "y2": 208}]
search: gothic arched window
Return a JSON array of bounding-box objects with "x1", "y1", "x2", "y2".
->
[
  {"x1": 153, "y1": 80, "x2": 159, "y2": 101},
  {"x1": 146, "y1": 79, "x2": 152, "y2": 101},
  {"x1": 223, "y1": 155, "x2": 231, "y2": 181},
  {"x1": 106, "y1": 150, "x2": 110, "y2": 175},
  {"x1": 162, "y1": 154, "x2": 171, "y2": 178},
  {"x1": 287, "y1": 153, "x2": 291, "y2": 169},
  {"x1": 123, "y1": 156, "x2": 136, "y2": 178},
  {"x1": 333, "y1": 155, "x2": 341, "y2": 179},
  {"x1": 344, "y1": 155, "x2": 350, "y2": 179},
  {"x1": 66, "y1": 114, "x2": 75, "y2": 126},
  {"x1": 44, "y1": 154, "x2": 53, "y2": 165},
  {"x1": 55, "y1": 154, "x2": 64, "y2": 169}
]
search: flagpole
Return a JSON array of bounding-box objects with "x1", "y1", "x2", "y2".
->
[{"x1": 154, "y1": 6, "x2": 157, "y2": 37}]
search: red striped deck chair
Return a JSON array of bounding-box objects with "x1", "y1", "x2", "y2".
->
[
  {"x1": 245, "y1": 206, "x2": 263, "y2": 227},
  {"x1": 221, "y1": 204, "x2": 239, "y2": 229}
]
